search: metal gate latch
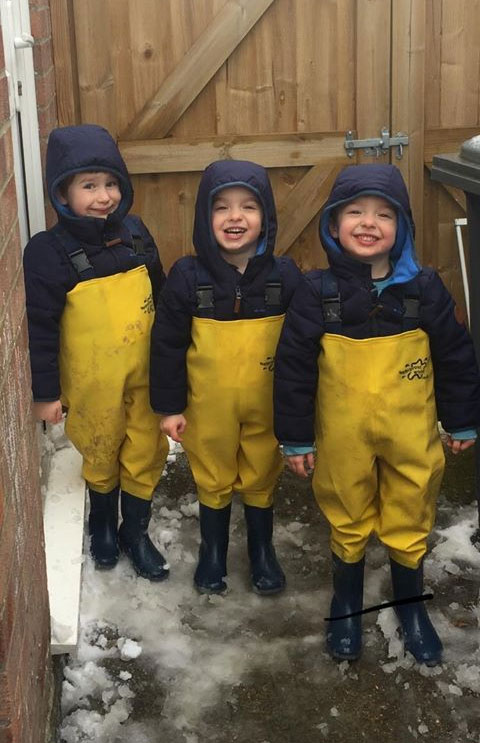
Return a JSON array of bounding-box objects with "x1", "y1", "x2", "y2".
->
[{"x1": 345, "y1": 128, "x2": 409, "y2": 159}]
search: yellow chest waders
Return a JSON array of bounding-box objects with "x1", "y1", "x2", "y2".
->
[
  {"x1": 59, "y1": 265, "x2": 168, "y2": 499},
  {"x1": 182, "y1": 315, "x2": 285, "y2": 509},
  {"x1": 313, "y1": 328, "x2": 445, "y2": 568}
]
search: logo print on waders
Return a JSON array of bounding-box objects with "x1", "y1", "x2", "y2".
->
[
  {"x1": 260, "y1": 356, "x2": 275, "y2": 372},
  {"x1": 141, "y1": 294, "x2": 155, "y2": 314},
  {"x1": 398, "y1": 357, "x2": 429, "y2": 380}
]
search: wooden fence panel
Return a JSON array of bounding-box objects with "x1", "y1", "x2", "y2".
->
[{"x1": 50, "y1": 0, "x2": 480, "y2": 301}]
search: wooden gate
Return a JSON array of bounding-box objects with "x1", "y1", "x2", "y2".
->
[{"x1": 50, "y1": 0, "x2": 480, "y2": 310}]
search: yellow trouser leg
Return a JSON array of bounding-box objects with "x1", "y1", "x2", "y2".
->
[
  {"x1": 313, "y1": 433, "x2": 379, "y2": 562},
  {"x1": 120, "y1": 383, "x2": 169, "y2": 500},
  {"x1": 183, "y1": 399, "x2": 239, "y2": 509},
  {"x1": 64, "y1": 380, "x2": 125, "y2": 493},
  {"x1": 376, "y1": 436, "x2": 444, "y2": 568},
  {"x1": 236, "y1": 417, "x2": 283, "y2": 508}
]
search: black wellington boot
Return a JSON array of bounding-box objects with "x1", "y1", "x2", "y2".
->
[
  {"x1": 88, "y1": 487, "x2": 120, "y2": 569},
  {"x1": 390, "y1": 558, "x2": 443, "y2": 666},
  {"x1": 326, "y1": 554, "x2": 364, "y2": 661},
  {"x1": 194, "y1": 503, "x2": 231, "y2": 594},
  {"x1": 244, "y1": 504, "x2": 286, "y2": 595},
  {"x1": 118, "y1": 492, "x2": 169, "y2": 581}
]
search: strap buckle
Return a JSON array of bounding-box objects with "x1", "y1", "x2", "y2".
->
[
  {"x1": 196, "y1": 285, "x2": 214, "y2": 310},
  {"x1": 68, "y1": 249, "x2": 94, "y2": 275},
  {"x1": 322, "y1": 296, "x2": 341, "y2": 323}
]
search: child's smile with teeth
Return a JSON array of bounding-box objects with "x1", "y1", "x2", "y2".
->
[
  {"x1": 212, "y1": 186, "x2": 263, "y2": 265},
  {"x1": 329, "y1": 195, "x2": 397, "y2": 278}
]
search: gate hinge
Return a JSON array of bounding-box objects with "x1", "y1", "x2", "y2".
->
[{"x1": 344, "y1": 128, "x2": 409, "y2": 160}]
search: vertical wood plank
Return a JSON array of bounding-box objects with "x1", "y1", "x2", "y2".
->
[
  {"x1": 391, "y1": 0, "x2": 426, "y2": 257},
  {"x1": 72, "y1": 0, "x2": 116, "y2": 134},
  {"x1": 424, "y1": 0, "x2": 442, "y2": 128},
  {"x1": 296, "y1": 0, "x2": 355, "y2": 132},
  {"x1": 440, "y1": 0, "x2": 480, "y2": 127},
  {"x1": 107, "y1": 0, "x2": 140, "y2": 137},
  {"x1": 355, "y1": 0, "x2": 391, "y2": 163},
  {"x1": 49, "y1": 0, "x2": 81, "y2": 126},
  {"x1": 335, "y1": 0, "x2": 356, "y2": 131}
]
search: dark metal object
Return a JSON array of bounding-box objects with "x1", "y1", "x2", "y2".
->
[
  {"x1": 431, "y1": 135, "x2": 480, "y2": 548},
  {"x1": 325, "y1": 593, "x2": 434, "y2": 621}
]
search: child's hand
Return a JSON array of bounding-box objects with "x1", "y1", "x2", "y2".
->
[
  {"x1": 445, "y1": 436, "x2": 476, "y2": 455},
  {"x1": 286, "y1": 452, "x2": 315, "y2": 478},
  {"x1": 160, "y1": 414, "x2": 187, "y2": 443},
  {"x1": 34, "y1": 400, "x2": 63, "y2": 424}
]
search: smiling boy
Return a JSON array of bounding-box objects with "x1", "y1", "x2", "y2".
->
[
  {"x1": 150, "y1": 160, "x2": 301, "y2": 595},
  {"x1": 23, "y1": 124, "x2": 170, "y2": 582},
  {"x1": 274, "y1": 164, "x2": 480, "y2": 665},
  {"x1": 58, "y1": 171, "x2": 122, "y2": 220}
]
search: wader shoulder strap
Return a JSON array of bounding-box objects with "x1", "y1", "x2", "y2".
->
[
  {"x1": 194, "y1": 262, "x2": 215, "y2": 315},
  {"x1": 123, "y1": 214, "x2": 145, "y2": 256},
  {"x1": 320, "y1": 269, "x2": 342, "y2": 332},
  {"x1": 402, "y1": 277, "x2": 420, "y2": 330},
  {"x1": 51, "y1": 224, "x2": 96, "y2": 281},
  {"x1": 264, "y1": 258, "x2": 282, "y2": 308}
]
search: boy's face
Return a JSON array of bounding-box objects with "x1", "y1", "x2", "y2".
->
[
  {"x1": 59, "y1": 171, "x2": 121, "y2": 219},
  {"x1": 329, "y1": 196, "x2": 397, "y2": 276},
  {"x1": 211, "y1": 186, "x2": 263, "y2": 261}
]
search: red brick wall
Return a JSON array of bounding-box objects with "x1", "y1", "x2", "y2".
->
[
  {"x1": 30, "y1": 0, "x2": 57, "y2": 227},
  {"x1": 0, "y1": 1, "x2": 57, "y2": 741}
]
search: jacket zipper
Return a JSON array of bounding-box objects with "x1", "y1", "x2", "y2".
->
[{"x1": 233, "y1": 285, "x2": 242, "y2": 315}]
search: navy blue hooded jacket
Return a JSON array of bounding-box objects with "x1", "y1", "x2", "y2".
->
[
  {"x1": 23, "y1": 124, "x2": 165, "y2": 401},
  {"x1": 150, "y1": 159, "x2": 302, "y2": 414},
  {"x1": 274, "y1": 164, "x2": 480, "y2": 445}
]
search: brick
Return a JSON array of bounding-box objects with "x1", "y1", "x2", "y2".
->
[
  {"x1": 11, "y1": 341, "x2": 34, "y2": 435},
  {"x1": 33, "y1": 65, "x2": 55, "y2": 108},
  {"x1": 0, "y1": 368, "x2": 22, "y2": 485},
  {"x1": 0, "y1": 481, "x2": 4, "y2": 537},
  {"x1": 0, "y1": 26, "x2": 5, "y2": 68},
  {"x1": 0, "y1": 233, "x2": 22, "y2": 320},
  {"x1": 0, "y1": 504, "x2": 15, "y2": 660},
  {"x1": 28, "y1": 0, "x2": 50, "y2": 9},
  {"x1": 36, "y1": 99, "x2": 57, "y2": 139},
  {"x1": 29, "y1": 6, "x2": 51, "y2": 41},
  {"x1": 8, "y1": 563, "x2": 50, "y2": 724},
  {"x1": 0, "y1": 274, "x2": 25, "y2": 388},
  {"x1": 0, "y1": 179, "x2": 18, "y2": 249},
  {"x1": 0, "y1": 130, "x2": 13, "y2": 189},
  {"x1": 32, "y1": 38, "x2": 53, "y2": 75},
  {"x1": 0, "y1": 600, "x2": 23, "y2": 705},
  {"x1": 0, "y1": 76, "x2": 10, "y2": 127}
]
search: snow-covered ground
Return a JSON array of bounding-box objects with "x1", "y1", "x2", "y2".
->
[{"x1": 51, "y1": 439, "x2": 480, "y2": 743}]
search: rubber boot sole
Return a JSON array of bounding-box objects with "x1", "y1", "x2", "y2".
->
[
  {"x1": 194, "y1": 581, "x2": 227, "y2": 595},
  {"x1": 252, "y1": 581, "x2": 286, "y2": 596},
  {"x1": 119, "y1": 540, "x2": 169, "y2": 582}
]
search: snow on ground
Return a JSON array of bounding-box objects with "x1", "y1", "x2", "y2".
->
[{"x1": 52, "y1": 440, "x2": 480, "y2": 743}]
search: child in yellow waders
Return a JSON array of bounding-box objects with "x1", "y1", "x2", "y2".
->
[
  {"x1": 150, "y1": 160, "x2": 301, "y2": 594},
  {"x1": 23, "y1": 125, "x2": 169, "y2": 581},
  {"x1": 274, "y1": 164, "x2": 480, "y2": 664}
]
